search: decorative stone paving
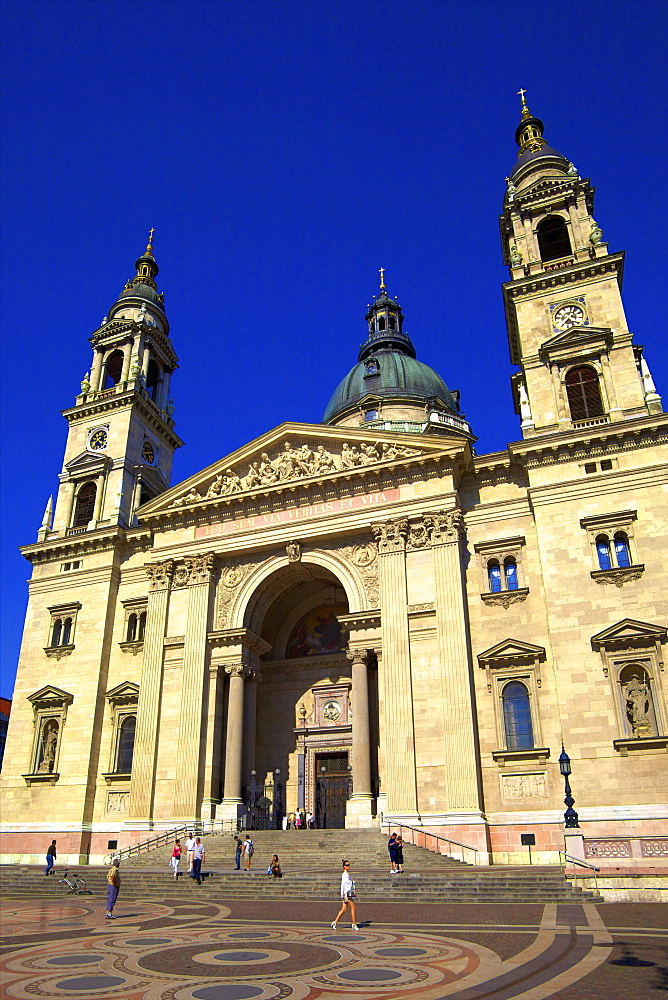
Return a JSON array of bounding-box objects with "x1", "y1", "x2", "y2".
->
[{"x1": 1, "y1": 897, "x2": 665, "y2": 998}]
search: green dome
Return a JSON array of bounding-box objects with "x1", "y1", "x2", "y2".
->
[{"x1": 323, "y1": 349, "x2": 459, "y2": 423}]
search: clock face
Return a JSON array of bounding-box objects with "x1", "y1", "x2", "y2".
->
[
  {"x1": 553, "y1": 304, "x2": 585, "y2": 330},
  {"x1": 142, "y1": 440, "x2": 155, "y2": 464},
  {"x1": 89, "y1": 428, "x2": 108, "y2": 451}
]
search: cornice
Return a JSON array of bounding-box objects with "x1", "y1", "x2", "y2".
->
[
  {"x1": 21, "y1": 526, "x2": 128, "y2": 566},
  {"x1": 29, "y1": 566, "x2": 122, "y2": 594},
  {"x1": 62, "y1": 390, "x2": 184, "y2": 450},
  {"x1": 503, "y1": 252, "x2": 624, "y2": 301},
  {"x1": 508, "y1": 414, "x2": 668, "y2": 469}
]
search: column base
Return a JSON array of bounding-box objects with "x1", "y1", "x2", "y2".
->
[
  {"x1": 218, "y1": 800, "x2": 246, "y2": 826},
  {"x1": 563, "y1": 829, "x2": 586, "y2": 862},
  {"x1": 201, "y1": 799, "x2": 221, "y2": 823},
  {"x1": 345, "y1": 796, "x2": 377, "y2": 829}
]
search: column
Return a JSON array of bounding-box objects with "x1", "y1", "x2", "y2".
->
[
  {"x1": 371, "y1": 519, "x2": 418, "y2": 816},
  {"x1": 173, "y1": 553, "x2": 216, "y2": 821},
  {"x1": 201, "y1": 663, "x2": 225, "y2": 821},
  {"x1": 128, "y1": 560, "x2": 174, "y2": 826},
  {"x1": 220, "y1": 663, "x2": 246, "y2": 822},
  {"x1": 429, "y1": 510, "x2": 483, "y2": 815},
  {"x1": 141, "y1": 345, "x2": 151, "y2": 381},
  {"x1": 90, "y1": 349, "x2": 104, "y2": 392},
  {"x1": 91, "y1": 473, "x2": 105, "y2": 525},
  {"x1": 346, "y1": 649, "x2": 375, "y2": 828},
  {"x1": 121, "y1": 341, "x2": 132, "y2": 383},
  {"x1": 242, "y1": 670, "x2": 258, "y2": 791}
]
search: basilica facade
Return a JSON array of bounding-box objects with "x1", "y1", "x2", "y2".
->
[{"x1": 2, "y1": 98, "x2": 667, "y2": 867}]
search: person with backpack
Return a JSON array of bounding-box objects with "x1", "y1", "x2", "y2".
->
[{"x1": 242, "y1": 835, "x2": 254, "y2": 870}]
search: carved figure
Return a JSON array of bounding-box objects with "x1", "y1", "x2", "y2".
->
[
  {"x1": 340, "y1": 443, "x2": 355, "y2": 469},
  {"x1": 625, "y1": 674, "x2": 653, "y2": 736},
  {"x1": 360, "y1": 443, "x2": 379, "y2": 465},
  {"x1": 590, "y1": 219, "x2": 604, "y2": 245},
  {"x1": 505, "y1": 176, "x2": 517, "y2": 202},
  {"x1": 322, "y1": 701, "x2": 341, "y2": 722},
  {"x1": 277, "y1": 441, "x2": 298, "y2": 480},
  {"x1": 348, "y1": 445, "x2": 362, "y2": 466},
  {"x1": 206, "y1": 475, "x2": 224, "y2": 498},
  {"x1": 518, "y1": 381, "x2": 533, "y2": 422},
  {"x1": 258, "y1": 453, "x2": 279, "y2": 485},
  {"x1": 37, "y1": 721, "x2": 58, "y2": 773},
  {"x1": 286, "y1": 540, "x2": 301, "y2": 563},
  {"x1": 312, "y1": 445, "x2": 337, "y2": 473},
  {"x1": 295, "y1": 444, "x2": 314, "y2": 475},
  {"x1": 245, "y1": 462, "x2": 261, "y2": 489},
  {"x1": 567, "y1": 161, "x2": 579, "y2": 178},
  {"x1": 509, "y1": 244, "x2": 523, "y2": 268},
  {"x1": 381, "y1": 442, "x2": 399, "y2": 461},
  {"x1": 222, "y1": 470, "x2": 243, "y2": 494},
  {"x1": 80, "y1": 371, "x2": 91, "y2": 393}
]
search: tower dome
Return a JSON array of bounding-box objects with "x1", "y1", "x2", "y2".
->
[
  {"x1": 107, "y1": 231, "x2": 168, "y2": 331},
  {"x1": 508, "y1": 89, "x2": 569, "y2": 185},
  {"x1": 323, "y1": 272, "x2": 470, "y2": 438}
]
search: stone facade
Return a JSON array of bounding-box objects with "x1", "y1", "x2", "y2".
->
[{"x1": 2, "y1": 106, "x2": 667, "y2": 866}]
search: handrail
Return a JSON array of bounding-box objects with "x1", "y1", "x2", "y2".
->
[
  {"x1": 559, "y1": 850, "x2": 600, "y2": 896},
  {"x1": 103, "y1": 819, "x2": 239, "y2": 865},
  {"x1": 381, "y1": 821, "x2": 479, "y2": 866}
]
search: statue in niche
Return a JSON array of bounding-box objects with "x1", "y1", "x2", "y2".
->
[
  {"x1": 37, "y1": 720, "x2": 59, "y2": 773},
  {"x1": 624, "y1": 673, "x2": 653, "y2": 737},
  {"x1": 286, "y1": 540, "x2": 301, "y2": 563}
]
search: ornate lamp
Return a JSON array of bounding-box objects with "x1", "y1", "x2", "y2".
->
[{"x1": 559, "y1": 745, "x2": 580, "y2": 828}]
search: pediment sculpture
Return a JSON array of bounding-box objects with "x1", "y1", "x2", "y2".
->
[{"x1": 170, "y1": 438, "x2": 420, "y2": 508}]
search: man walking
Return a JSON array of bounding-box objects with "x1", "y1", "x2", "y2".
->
[
  {"x1": 233, "y1": 835, "x2": 242, "y2": 870},
  {"x1": 106, "y1": 857, "x2": 121, "y2": 919},
  {"x1": 190, "y1": 838, "x2": 205, "y2": 884},
  {"x1": 44, "y1": 839, "x2": 57, "y2": 875},
  {"x1": 185, "y1": 831, "x2": 196, "y2": 873}
]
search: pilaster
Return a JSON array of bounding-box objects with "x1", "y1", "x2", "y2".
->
[
  {"x1": 128, "y1": 559, "x2": 174, "y2": 826},
  {"x1": 201, "y1": 663, "x2": 225, "y2": 821},
  {"x1": 345, "y1": 648, "x2": 375, "y2": 828},
  {"x1": 371, "y1": 518, "x2": 417, "y2": 815},
  {"x1": 173, "y1": 553, "x2": 216, "y2": 821}
]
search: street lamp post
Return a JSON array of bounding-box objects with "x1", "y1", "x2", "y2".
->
[{"x1": 559, "y1": 745, "x2": 580, "y2": 828}]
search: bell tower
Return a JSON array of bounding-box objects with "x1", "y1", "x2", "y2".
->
[
  {"x1": 46, "y1": 234, "x2": 183, "y2": 539},
  {"x1": 499, "y1": 92, "x2": 662, "y2": 437}
]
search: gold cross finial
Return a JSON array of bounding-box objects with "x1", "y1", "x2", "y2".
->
[
  {"x1": 146, "y1": 227, "x2": 156, "y2": 252},
  {"x1": 517, "y1": 88, "x2": 527, "y2": 105},
  {"x1": 517, "y1": 88, "x2": 531, "y2": 119},
  {"x1": 379, "y1": 267, "x2": 386, "y2": 291}
]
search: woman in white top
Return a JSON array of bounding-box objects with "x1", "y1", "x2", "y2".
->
[{"x1": 331, "y1": 860, "x2": 359, "y2": 931}]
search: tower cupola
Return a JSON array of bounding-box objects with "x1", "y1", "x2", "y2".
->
[{"x1": 108, "y1": 230, "x2": 167, "y2": 330}]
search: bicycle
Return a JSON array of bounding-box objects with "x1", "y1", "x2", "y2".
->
[{"x1": 56, "y1": 870, "x2": 91, "y2": 895}]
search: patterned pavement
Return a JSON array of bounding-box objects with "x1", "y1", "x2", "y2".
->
[{"x1": 1, "y1": 896, "x2": 665, "y2": 999}]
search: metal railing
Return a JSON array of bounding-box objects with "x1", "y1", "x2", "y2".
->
[
  {"x1": 381, "y1": 822, "x2": 479, "y2": 866},
  {"x1": 559, "y1": 851, "x2": 600, "y2": 895},
  {"x1": 103, "y1": 819, "x2": 239, "y2": 865}
]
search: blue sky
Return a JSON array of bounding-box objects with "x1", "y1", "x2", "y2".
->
[{"x1": 1, "y1": 0, "x2": 667, "y2": 695}]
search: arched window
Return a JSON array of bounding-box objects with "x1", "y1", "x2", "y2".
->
[
  {"x1": 116, "y1": 715, "x2": 136, "y2": 773},
  {"x1": 73, "y1": 482, "x2": 96, "y2": 527},
  {"x1": 104, "y1": 350, "x2": 124, "y2": 389},
  {"x1": 389, "y1": 315, "x2": 396, "y2": 330},
  {"x1": 565, "y1": 366, "x2": 605, "y2": 421},
  {"x1": 126, "y1": 614, "x2": 137, "y2": 642},
  {"x1": 51, "y1": 618, "x2": 62, "y2": 647},
  {"x1": 596, "y1": 535, "x2": 612, "y2": 570},
  {"x1": 488, "y1": 560, "x2": 502, "y2": 592},
  {"x1": 146, "y1": 359, "x2": 161, "y2": 400},
  {"x1": 504, "y1": 558, "x2": 518, "y2": 591},
  {"x1": 377, "y1": 315, "x2": 386, "y2": 331},
  {"x1": 61, "y1": 617, "x2": 72, "y2": 645},
  {"x1": 138, "y1": 611, "x2": 147, "y2": 641},
  {"x1": 614, "y1": 532, "x2": 631, "y2": 568},
  {"x1": 502, "y1": 681, "x2": 534, "y2": 749},
  {"x1": 537, "y1": 215, "x2": 571, "y2": 262}
]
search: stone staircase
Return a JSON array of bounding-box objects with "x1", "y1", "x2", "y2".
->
[{"x1": 0, "y1": 830, "x2": 602, "y2": 903}]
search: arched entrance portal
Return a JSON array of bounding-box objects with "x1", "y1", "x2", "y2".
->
[{"x1": 216, "y1": 559, "x2": 377, "y2": 830}]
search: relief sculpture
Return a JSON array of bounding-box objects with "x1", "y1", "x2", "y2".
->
[{"x1": 170, "y1": 438, "x2": 419, "y2": 508}]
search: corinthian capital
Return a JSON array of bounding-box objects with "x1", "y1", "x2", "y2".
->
[
  {"x1": 425, "y1": 509, "x2": 466, "y2": 546},
  {"x1": 371, "y1": 518, "x2": 408, "y2": 553},
  {"x1": 185, "y1": 552, "x2": 216, "y2": 585},
  {"x1": 145, "y1": 559, "x2": 175, "y2": 592}
]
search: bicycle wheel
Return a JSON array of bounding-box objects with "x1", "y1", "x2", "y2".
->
[
  {"x1": 74, "y1": 879, "x2": 90, "y2": 894},
  {"x1": 56, "y1": 878, "x2": 73, "y2": 894}
]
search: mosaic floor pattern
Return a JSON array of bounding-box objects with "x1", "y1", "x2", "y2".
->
[{"x1": 0, "y1": 896, "x2": 659, "y2": 999}]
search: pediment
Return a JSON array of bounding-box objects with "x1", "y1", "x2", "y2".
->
[
  {"x1": 66, "y1": 450, "x2": 110, "y2": 473},
  {"x1": 138, "y1": 421, "x2": 464, "y2": 519},
  {"x1": 591, "y1": 619, "x2": 667, "y2": 650},
  {"x1": 106, "y1": 681, "x2": 140, "y2": 703},
  {"x1": 27, "y1": 685, "x2": 74, "y2": 707},
  {"x1": 477, "y1": 638, "x2": 546, "y2": 665},
  {"x1": 540, "y1": 325, "x2": 612, "y2": 357}
]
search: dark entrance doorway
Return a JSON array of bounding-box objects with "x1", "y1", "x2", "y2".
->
[
  {"x1": 315, "y1": 752, "x2": 351, "y2": 829},
  {"x1": 244, "y1": 773, "x2": 283, "y2": 830}
]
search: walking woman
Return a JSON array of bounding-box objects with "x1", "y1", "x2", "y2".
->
[
  {"x1": 170, "y1": 839, "x2": 182, "y2": 879},
  {"x1": 331, "y1": 859, "x2": 359, "y2": 931}
]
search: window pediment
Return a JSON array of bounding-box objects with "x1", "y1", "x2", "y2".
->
[
  {"x1": 591, "y1": 619, "x2": 667, "y2": 652},
  {"x1": 540, "y1": 326, "x2": 613, "y2": 363},
  {"x1": 65, "y1": 451, "x2": 111, "y2": 474},
  {"x1": 28, "y1": 685, "x2": 74, "y2": 711},
  {"x1": 106, "y1": 682, "x2": 139, "y2": 706},
  {"x1": 478, "y1": 638, "x2": 546, "y2": 666}
]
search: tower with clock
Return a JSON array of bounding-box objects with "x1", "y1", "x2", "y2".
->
[
  {"x1": 49, "y1": 235, "x2": 183, "y2": 536},
  {"x1": 500, "y1": 93, "x2": 662, "y2": 437}
]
